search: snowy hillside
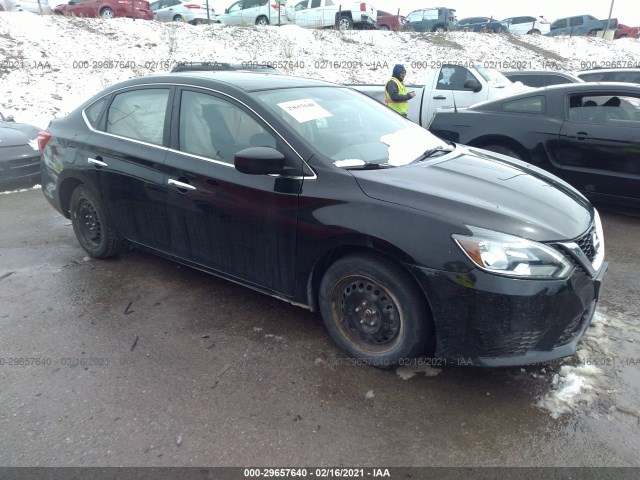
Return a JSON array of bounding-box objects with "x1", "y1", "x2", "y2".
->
[{"x1": 1, "y1": 11, "x2": 640, "y2": 129}]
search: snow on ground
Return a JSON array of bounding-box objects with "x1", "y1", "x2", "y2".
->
[
  {"x1": 1, "y1": 12, "x2": 640, "y2": 128},
  {"x1": 2, "y1": 12, "x2": 638, "y2": 416},
  {"x1": 0, "y1": 184, "x2": 40, "y2": 195}
]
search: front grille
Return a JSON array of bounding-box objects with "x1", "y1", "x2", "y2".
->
[{"x1": 575, "y1": 224, "x2": 597, "y2": 263}]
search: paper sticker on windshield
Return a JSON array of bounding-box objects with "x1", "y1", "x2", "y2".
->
[{"x1": 277, "y1": 99, "x2": 333, "y2": 123}]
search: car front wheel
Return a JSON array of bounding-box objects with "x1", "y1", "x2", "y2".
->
[
  {"x1": 319, "y1": 253, "x2": 433, "y2": 368},
  {"x1": 70, "y1": 185, "x2": 127, "y2": 258},
  {"x1": 100, "y1": 7, "x2": 115, "y2": 19},
  {"x1": 255, "y1": 15, "x2": 268, "y2": 25}
]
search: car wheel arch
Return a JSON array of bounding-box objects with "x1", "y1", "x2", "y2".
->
[
  {"x1": 59, "y1": 177, "x2": 84, "y2": 219},
  {"x1": 306, "y1": 244, "x2": 433, "y2": 314},
  {"x1": 469, "y1": 136, "x2": 529, "y2": 161}
]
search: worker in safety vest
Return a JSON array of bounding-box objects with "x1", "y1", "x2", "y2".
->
[{"x1": 384, "y1": 64, "x2": 416, "y2": 117}]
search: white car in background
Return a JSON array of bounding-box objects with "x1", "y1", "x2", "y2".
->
[
  {"x1": 284, "y1": 0, "x2": 376, "y2": 29},
  {"x1": 150, "y1": 0, "x2": 218, "y2": 23},
  {"x1": 502, "y1": 15, "x2": 550, "y2": 35},
  {"x1": 1, "y1": 0, "x2": 51, "y2": 14},
  {"x1": 216, "y1": 0, "x2": 287, "y2": 26}
]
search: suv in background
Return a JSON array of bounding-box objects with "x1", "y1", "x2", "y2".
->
[
  {"x1": 502, "y1": 15, "x2": 550, "y2": 35},
  {"x1": 217, "y1": 0, "x2": 287, "y2": 25},
  {"x1": 284, "y1": 0, "x2": 376, "y2": 30},
  {"x1": 577, "y1": 69, "x2": 640, "y2": 84},
  {"x1": 405, "y1": 7, "x2": 456, "y2": 32},
  {"x1": 376, "y1": 10, "x2": 407, "y2": 31}
]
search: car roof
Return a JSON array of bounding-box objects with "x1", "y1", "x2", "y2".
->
[
  {"x1": 502, "y1": 70, "x2": 584, "y2": 80},
  {"x1": 578, "y1": 68, "x2": 640, "y2": 74},
  {"x1": 104, "y1": 71, "x2": 337, "y2": 94},
  {"x1": 471, "y1": 81, "x2": 640, "y2": 109}
]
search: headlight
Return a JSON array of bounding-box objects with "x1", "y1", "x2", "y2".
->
[{"x1": 453, "y1": 227, "x2": 573, "y2": 279}]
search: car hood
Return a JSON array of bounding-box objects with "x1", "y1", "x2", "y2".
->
[
  {"x1": 0, "y1": 125, "x2": 31, "y2": 148},
  {"x1": 351, "y1": 146, "x2": 592, "y2": 242}
]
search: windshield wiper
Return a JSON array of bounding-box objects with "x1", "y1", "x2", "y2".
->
[
  {"x1": 413, "y1": 145, "x2": 456, "y2": 163},
  {"x1": 346, "y1": 163, "x2": 393, "y2": 170}
]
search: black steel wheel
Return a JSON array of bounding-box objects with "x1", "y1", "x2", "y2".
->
[
  {"x1": 319, "y1": 253, "x2": 433, "y2": 368},
  {"x1": 70, "y1": 185, "x2": 126, "y2": 258}
]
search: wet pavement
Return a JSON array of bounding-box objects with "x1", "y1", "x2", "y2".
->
[{"x1": 1, "y1": 188, "x2": 639, "y2": 467}]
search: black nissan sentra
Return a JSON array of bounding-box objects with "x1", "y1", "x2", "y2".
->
[{"x1": 39, "y1": 72, "x2": 607, "y2": 368}]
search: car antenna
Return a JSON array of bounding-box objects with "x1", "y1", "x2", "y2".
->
[{"x1": 452, "y1": 90, "x2": 458, "y2": 113}]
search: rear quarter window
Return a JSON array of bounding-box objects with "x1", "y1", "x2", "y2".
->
[
  {"x1": 502, "y1": 96, "x2": 546, "y2": 113},
  {"x1": 84, "y1": 97, "x2": 108, "y2": 128}
]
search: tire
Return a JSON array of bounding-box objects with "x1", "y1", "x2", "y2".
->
[
  {"x1": 255, "y1": 15, "x2": 268, "y2": 25},
  {"x1": 432, "y1": 26, "x2": 446, "y2": 33},
  {"x1": 481, "y1": 144, "x2": 523, "y2": 160},
  {"x1": 338, "y1": 15, "x2": 352, "y2": 30},
  {"x1": 527, "y1": 29, "x2": 541, "y2": 35},
  {"x1": 173, "y1": 14, "x2": 184, "y2": 22},
  {"x1": 379, "y1": 24, "x2": 390, "y2": 31},
  {"x1": 69, "y1": 185, "x2": 127, "y2": 258},
  {"x1": 319, "y1": 253, "x2": 433, "y2": 368},
  {"x1": 100, "y1": 7, "x2": 115, "y2": 19}
]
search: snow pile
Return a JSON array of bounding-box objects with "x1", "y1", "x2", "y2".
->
[
  {"x1": 536, "y1": 311, "x2": 613, "y2": 419},
  {"x1": 1, "y1": 12, "x2": 640, "y2": 128}
]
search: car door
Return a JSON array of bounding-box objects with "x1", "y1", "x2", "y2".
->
[
  {"x1": 569, "y1": 16, "x2": 585, "y2": 35},
  {"x1": 222, "y1": 0, "x2": 242, "y2": 24},
  {"x1": 550, "y1": 18, "x2": 568, "y2": 35},
  {"x1": 406, "y1": 10, "x2": 425, "y2": 31},
  {"x1": 429, "y1": 65, "x2": 484, "y2": 119},
  {"x1": 555, "y1": 92, "x2": 640, "y2": 201},
  {"x1": 307, "y1": 0, "x2": 330, "y2": 27},
  {"x1": 162, "y1": 87, "x2": 302, "y2": 295},
  {"x1": 84, "y1": 87, "x2": 173, "y2": 251},
  {"x1": 288, "y1": 0, "x2": 309, "y2": 26},
  {"x1": 62, "y1": 0, "x2": 88, "y2": 16}
]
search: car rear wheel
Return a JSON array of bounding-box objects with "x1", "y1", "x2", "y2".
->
[
  {"x1": 379, "y1": 24, "x2": 390, "y2": 31},
  {"x1": 527, "y1": 29, "x2": 541, "y2": 35},
  {"x1": 319, "y1": 253, "x2": 433, "y2": 368},
  {"x1": 173, "y1": 14, "x2": 184, "y2": 22},
  {"x1": 70, "y1": 185, "x2": 127, "y2": 258},
  {"x1": 433, "y1": 26, "x2": 446, "y2": 33},
  {"x1": 338, "y1": 15, "x2": 352, "y2": 30},
  {"x1": 255, "y1": 15, "x2": 269, "y2": 25},
  {"x1": 482, "y1": 144, "x2": 523, "y2": 160},
  {"x1": 100, "y1": 7, "x2": 115, "y2": 19}
]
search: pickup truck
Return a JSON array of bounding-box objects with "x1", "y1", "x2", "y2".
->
[
  {"x1": 548, "y1": 15, "x2": 618, "y2": 36},
  {"x1": 284, "y1": 0, "x2": 376, "y2": 29},
  {"x1": 351, "y1": 64, "x2": 529, "y2": 127}
]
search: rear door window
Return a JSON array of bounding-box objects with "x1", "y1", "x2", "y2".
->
[{"x1": 105, "y1": 89, "x2": 170, "y2": 146}]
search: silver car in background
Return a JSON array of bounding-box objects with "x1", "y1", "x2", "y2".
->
[{"x1": 1, "y1": 0, "x2": 51, "y2": 13}]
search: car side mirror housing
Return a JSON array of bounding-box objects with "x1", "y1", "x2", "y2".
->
[
  {"x1": 464, "y1": 80, "x2": 482, "y2": 92},
  {"x1": 235, "y1": 147, "x2": 285, "y2": 175}
]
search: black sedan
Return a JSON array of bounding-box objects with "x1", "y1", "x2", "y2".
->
[
  {"x1": 0, "y1": 112, "x2": 41, "y2": 187},
  {"x1": 39, "y1": 72, "x2": 606, "y2": 368},
  {"x1": 429, "y1": 82, "x2": 640, "y2": 207},
  {"x1": 454, "y1": 17, "x2": 509, "y2": 33}
]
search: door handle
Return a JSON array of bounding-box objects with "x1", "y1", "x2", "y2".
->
[
  {"x1": 567, "y1": 132, "x2": 589, "y2": 140},
  {"x1": 168, "y1": 178, "x2": 196, "y2": 191},
  {"x1": 88, "y1": 157, "x2": 108, "y2": 168},
  {"x1": 433, "y1": 95, "x2": 447, "y2": 100}
]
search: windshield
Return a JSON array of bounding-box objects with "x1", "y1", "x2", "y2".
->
[
  {"x1": 254, "y1": 87, "x2": 446, "y2": 167},
  {"x1": 475, "y1": 66, "x2": 513, "y2": 88}
]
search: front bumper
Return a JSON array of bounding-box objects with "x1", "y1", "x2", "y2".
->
[{"x1": 411, "y1": 261, "x2": 607, "y2": 367}]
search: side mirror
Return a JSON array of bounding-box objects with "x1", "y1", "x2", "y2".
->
[
  {"x1": 464, "y1": 79, "x2": 482, "y2": 92},
  {"x1": 235, "y1": 147, "x2": 285, "y2": 175}
]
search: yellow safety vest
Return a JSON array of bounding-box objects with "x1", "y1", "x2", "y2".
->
[{"x1": 384, "y1": 77, "x2": 409, "y2": 115}]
